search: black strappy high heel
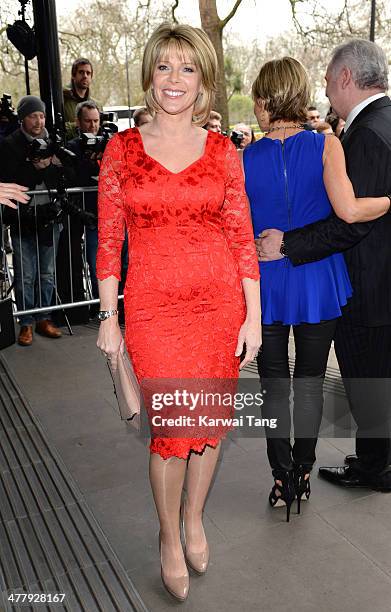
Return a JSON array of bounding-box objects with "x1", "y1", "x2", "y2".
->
[
  {"x1": 293, "y1": 466, "x2": 311, "y2": 515},
  {"x1": 269, "y1": 471, "x2": 295, "y2": 522}
]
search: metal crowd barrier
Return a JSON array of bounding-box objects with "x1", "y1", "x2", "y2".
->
[{"x1": 0, "y1": 186, "x2": 124, "y2": 329}]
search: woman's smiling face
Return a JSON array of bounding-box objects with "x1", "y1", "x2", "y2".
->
[{"x1": 152, "y1": 49, "x2": 202, "y2": 117}]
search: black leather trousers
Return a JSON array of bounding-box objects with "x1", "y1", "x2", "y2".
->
[{"x1": 257, "y1": 319, "x2": 337, "y2": 478}]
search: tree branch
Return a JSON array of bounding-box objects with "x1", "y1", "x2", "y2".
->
[
  {"x1": 58, "y1": 29, "x2": 85, "y2": 40},
  {"x1": 171, "y1": 0, "x2": 179, "y2": 23},
  {"x1": 288, "y1": 0, "x2": 310, "y2": 39},
  {"x1": 221, "y1": 0, "x2": 244, "y2": 28}
]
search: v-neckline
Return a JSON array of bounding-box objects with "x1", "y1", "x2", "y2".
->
[{"x1": 136, "y1": 126, "x2": 210, "y2": 176}]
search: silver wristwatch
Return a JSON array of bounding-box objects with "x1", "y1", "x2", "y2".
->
[{"x1": 97, "y1": 309, "x2": 118, "y2": 321}]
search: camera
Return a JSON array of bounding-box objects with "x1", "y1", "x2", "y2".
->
[
  {"x1": 26, "y1": 133, "x2": 77, "y2": 166},
  {"x1": 0, "y1": 94, "x2": 18, "y2": 124},
  {"x1": 79, "y1": 124, "x2": 115, "y2": 157},
  {"x1": 230, "y1": 130, "x2": 244, "y2": 149},
  {"x1": 0, "y1": 94, "x2": 19, "y2": 140},
  {"x1": 26, "y1": 117, "x2": 96, "y2": 229},
  {"x1": 100, "y1": 111, "x2": 118, "y2": 136},
  {"x1": 100, "y1": 111, "x2": 115, "y2": 124}
]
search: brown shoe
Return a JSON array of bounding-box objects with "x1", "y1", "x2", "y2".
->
[
  {"x1": 18, "y1": 325, "x2": 33, "y2": 346},
  {"x1": 35, "y1": 319, "x2": 62, "y2": 339}
]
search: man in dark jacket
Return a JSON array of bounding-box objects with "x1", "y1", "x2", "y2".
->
[
  {"x1": 63, "y1": 58, "x2": 100, "y2": 139},
  {"x1": 0, "y1": 95, "x2": 63, "y2": 345},
  {"x1": 257, "y1": 39, "x2": 391, "y2": 491}
]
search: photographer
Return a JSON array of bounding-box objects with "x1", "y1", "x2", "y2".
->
[
  {"x1": 204, "y1": 110, "x2": 222, "y2": 133},
  {"x1": 231, "y1": 123, "x2": 254, "y2": 149},
  {"x1": 0, "y1": 97, "x2": 30, "y2": 272},
  {"x1": 133, "y1": 107, "x2": 152, "y2": 128},
  {"x1": 66, "y1": 100, "x2": 100, "y2": 302},
  {"x1": 0, "y1": 95, "x2": 63, "y2": 346},
  {"x1": 305, "y1": 106, "x2": 321, "y2": 131},
  {"x1": 0, "y1": 94, "x2": 19, "y2": 143},
  {"x1": 66, "y1": 101, "x2": 127, "y2": 320}
]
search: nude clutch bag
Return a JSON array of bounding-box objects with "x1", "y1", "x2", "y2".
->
[{"x1": 107, "y1": 344, "x2": 141, "y2": 431}]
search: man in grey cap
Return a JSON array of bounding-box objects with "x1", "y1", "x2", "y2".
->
[
  {"x1": 17, "y1": 95, "x2": 46, "y2": 126},
  {"x1": 0, "y1": 94, "x2": 63, "y2": 345}
]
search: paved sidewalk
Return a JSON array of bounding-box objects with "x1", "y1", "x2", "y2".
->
[{"x1": 2, "y1": 324, "x2": 391, "y2": 612}]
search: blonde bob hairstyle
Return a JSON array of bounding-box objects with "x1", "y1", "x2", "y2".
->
[
  {"x1": 252, "y1": 57, "x2": 311, "y2": 123},
  {"x1": 142, "y1": 22, "x2": 217, "y2": 126}
]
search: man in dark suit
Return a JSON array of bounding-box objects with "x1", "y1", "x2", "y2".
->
[{"x1": 257, "y1": 39, "x2": 391, "y2": 491}]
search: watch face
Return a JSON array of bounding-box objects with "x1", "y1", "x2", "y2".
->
[{"x1": 97, "y1": 311, "x2": 107, "y2": 321}]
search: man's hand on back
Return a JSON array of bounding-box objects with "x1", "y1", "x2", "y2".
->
[{"x1": 255, "y1": 228, "x2": 284, "y2": 262}]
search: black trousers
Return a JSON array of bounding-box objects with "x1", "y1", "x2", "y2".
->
[
  {"x1": 257, "y1": 319, "x2": 337, "y2": 477},
  {"x1": 334, "y1": 318, "x2": 391, "y2": 478}
]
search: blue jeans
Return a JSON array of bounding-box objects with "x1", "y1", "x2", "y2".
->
[{"x1": 11, "y1": 225, "x2": 61, "y2": 326}]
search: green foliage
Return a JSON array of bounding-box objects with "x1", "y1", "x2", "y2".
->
[{"x1": 228, "y1": 94, "x2": 254, "y2": 125}]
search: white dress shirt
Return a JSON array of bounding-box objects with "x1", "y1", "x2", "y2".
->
[{"x1": 344, "y1": 92, "x2": 386, "y2": 134}]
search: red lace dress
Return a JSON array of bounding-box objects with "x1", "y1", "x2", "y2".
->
[{"x1": 96, "y1": 128, "x2": 259, "y2": 459}]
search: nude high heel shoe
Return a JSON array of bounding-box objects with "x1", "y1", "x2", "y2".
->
[
  {"x1": 181, "y1": 502, "x2": 209, "y2": 575},
  {"x1": 159, "y1": 532, "x2": 189, "y2": 601}
]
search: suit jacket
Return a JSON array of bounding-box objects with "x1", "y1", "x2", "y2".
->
[{"x1": 284, "y1": 96, "x2": 391, "y2": 326}]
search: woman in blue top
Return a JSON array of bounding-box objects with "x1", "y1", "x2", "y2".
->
[{"x1": 244, "y1": 57, "x2": 390, "y2": 521}]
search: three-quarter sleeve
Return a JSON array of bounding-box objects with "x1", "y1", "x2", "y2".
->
[
  {"x1": 96, "y1": 135, "x2": 125, "y2": 281},
  {"x1": 222, "y1": 139, "x2": 260, "y2": 281}
]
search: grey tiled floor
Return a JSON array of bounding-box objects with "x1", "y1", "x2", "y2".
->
[{"x1": 3, "y1": 325, "x2": 391, "y2": 612}]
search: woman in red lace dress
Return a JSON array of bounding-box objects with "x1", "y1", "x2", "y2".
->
[{"x1": 96, "y1": 23, "x2": 260, "y2": 601}]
